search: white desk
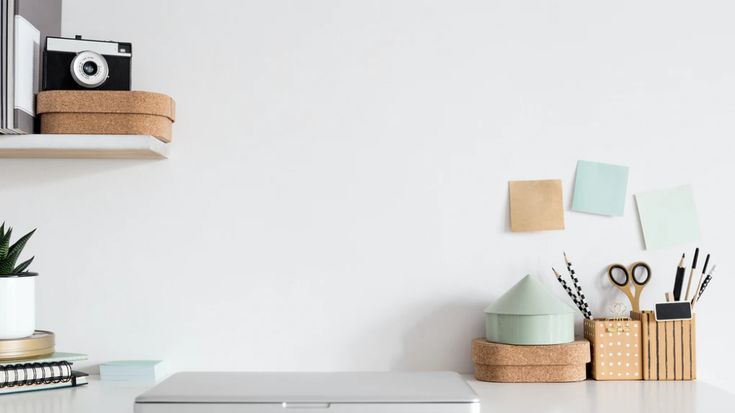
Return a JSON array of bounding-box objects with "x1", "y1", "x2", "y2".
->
[{"x1": 0, "y1": 375, "x2": 733, "y2": 413}]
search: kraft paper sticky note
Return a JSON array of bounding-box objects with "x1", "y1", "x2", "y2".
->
[
  {"x1": 572, "y1": 160, "x2": 630, "y2": 216},
  {"x1": 635, "y1": 185, "x2": 700, "y2": 249},
  {"x1": 509, "y1": 180, "x2": 565, "y2": 232}
]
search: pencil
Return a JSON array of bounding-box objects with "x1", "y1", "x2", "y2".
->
[
  {"x1": 697, "y1": 265, "x2": 716, "y2": 302},
  {"x1": 673, "y1": 253, "x2": 686, "y2": 301},
  {"x1": 697, "y1": 275, "x2": 712, "y2": 301},
  {"x1": 552, "y1": 267, "x2": 585, "y2": 316},
  {"x1": 691, "y1": 254, "x2": 710, "y2": 307},
  {"x1": 684, "y1": 247, "x2": 700, "y2": 301},
  {"x1": 563, "y1": 252, "x2": 592, "y2": 319}
]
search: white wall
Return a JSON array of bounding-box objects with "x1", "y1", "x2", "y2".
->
[{"x1": 2, "y1": 0, "x2": 734, "y2": 392}]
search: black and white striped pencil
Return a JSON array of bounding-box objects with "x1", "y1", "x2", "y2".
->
[
  {"x1": 697, "y1": 265, "x2": 715, "y2": 301},
  {"x1": 563, "y1": 252, "x2": 592, "y2": 319},
  {"x1": 552, "y1": 267, "x2": 585, "y2": 316},
  {"x1": 692, "y1": 254, "x2": 710, "y2": 307}
]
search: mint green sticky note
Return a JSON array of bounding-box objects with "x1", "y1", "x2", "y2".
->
[
  {"x1": 635, "y1": 185, "x2": 700, "y2": 250},
  {"x1": 572, "y1": 160, "x2": 629, "y2": 216}
]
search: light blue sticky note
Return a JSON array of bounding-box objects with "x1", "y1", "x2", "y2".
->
[
  {"x1": 635, "y1": 185, "x2": 700, "y2": 250},
  {"x1": 571, "y1": 160, "x2": 629, "y2": 216},
  {"x1": 100, "y1": 360, "x2": 166, "y2": 381}
]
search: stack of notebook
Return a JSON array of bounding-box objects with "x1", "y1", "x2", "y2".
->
[
  {"x1": 0, "y1": 352, "x2": 89, "y2": 395},
  {"x1": 1, "y1": 0, "x2": 62, "y2": 134}
]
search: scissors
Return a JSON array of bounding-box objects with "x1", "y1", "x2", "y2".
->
[{"x1": 607, "y1": 262, "x2": 651, "y2": 313}]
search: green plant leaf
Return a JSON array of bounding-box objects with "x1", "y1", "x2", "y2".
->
[
  {"x1": 0, "y1": 255, "x2": 18, "y2": 275},
  {"x1": 0, "y1": 246, "x2": 25, "y2": 274},
  {"x1": 0, "y1": 222, "x2": 5, "y2": 239},
  {"x1": 7, "y1": 228, "x2": 35, "y2": 261},
  {"x1": 13, "y1": 256, "x2": 34, "y2": 273},
  {"x1": 0, "y1": 227, "x2": 12, "y2": 261}
]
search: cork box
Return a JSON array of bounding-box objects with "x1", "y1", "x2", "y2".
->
[
  {"x1": 472, "y1": 338, "x2": 590, "y2": 383},
  {"x1": 631, "y1": 311, "x2": 696, "y2": 381},
  {"x1": 583, "y1": 318, "x2": 642, "y2": 380},
  {"x1": 37, "y1": 90, "x2": 176, "y2": 143}
]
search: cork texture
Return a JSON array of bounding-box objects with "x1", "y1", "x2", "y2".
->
[
  {"x1": 474, "y1": 363, "x2": 587, "y2": 383},
  {"x1": 37, "y1": 91, "x2": 175, "y2": 120},
  {"x1": 472, "y1": 338, "x2": 590, "y2": 366},
  {"x1": 37, "y1": 91, "x2": 175, "y2": 142},
  {"x1": 40, "y1": 113, "x2": 173, "y2": 143},
  {"x1": 472, "y1": 338, "x2": 590, "y2": 383}
]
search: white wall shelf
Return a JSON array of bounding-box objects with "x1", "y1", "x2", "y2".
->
[{"x1": 0, "y1": 134, "x2": 169, "y2": 159}]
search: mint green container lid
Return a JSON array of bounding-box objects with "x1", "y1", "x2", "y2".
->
[{"x1": 484, "y1": 274, "x2": 575, "y2": 345}]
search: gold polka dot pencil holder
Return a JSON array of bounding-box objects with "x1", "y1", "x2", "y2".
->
[
  {"x1": 583, "y1": 317, "x2": 643, "y2": 380},
  {"x1": 631, "y1": 311, "x2": 696, "y2": 380}
]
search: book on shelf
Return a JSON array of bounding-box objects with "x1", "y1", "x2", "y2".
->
[
  {"x1": 0, "y1": 352, "x2": 88, "y2": 395},
  {"x1": 1, "y1": 0, "x2": 62, "y2": 134}
]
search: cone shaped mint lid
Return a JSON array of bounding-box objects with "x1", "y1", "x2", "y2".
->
[{"x1": 484, "y1": 274, "x2": 575, "y2": 315}]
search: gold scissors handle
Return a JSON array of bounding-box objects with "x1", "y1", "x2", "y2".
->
[{"x1": 607, "y1": 262, "x2": 651, "y2": 313}]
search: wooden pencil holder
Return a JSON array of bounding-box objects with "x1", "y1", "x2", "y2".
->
[
  {"x1": 583, "y1": 317, "x2": 642, "y2": 380},
  {"x1": 630, "y1": 311, "x2": 696, "y2": 380}
]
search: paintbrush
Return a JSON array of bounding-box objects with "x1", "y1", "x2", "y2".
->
[{"x1": 684, "y1": 247, "x2": 699, "y2": 301}]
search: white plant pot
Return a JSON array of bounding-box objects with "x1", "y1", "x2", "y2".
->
[{"x1": 0, "y1": 273, "x2": 37, "y2": 339}]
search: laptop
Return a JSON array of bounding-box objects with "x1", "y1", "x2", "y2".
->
[{"x1": 134, "y1": 371, "x2": 480, "y2": 413}]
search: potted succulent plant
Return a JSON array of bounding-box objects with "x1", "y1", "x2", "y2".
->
[{"x1": 0, "y1": 223, "x2": 37, "y2": 339}]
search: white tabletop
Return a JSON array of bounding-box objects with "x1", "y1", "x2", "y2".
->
[
  {"x1": 464, "y1": 376, "x2": 735, "y2": 413},
  {"x1": 0, "y1": 375, "x2": 733, "y2": 413}
]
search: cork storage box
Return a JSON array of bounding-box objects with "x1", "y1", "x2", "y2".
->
[
  {"x1": 37, "y1": 90, "x2": 176, "y2": 142},
  {"x1": 472, "y1": 338, "x2": 590, "y2": 383},
  {"x1": 631, "y1": 311, "x2": 696, "y2": 381},
  {"x1": 583, "y1": 318, "x2": 642, "y2": 380}
]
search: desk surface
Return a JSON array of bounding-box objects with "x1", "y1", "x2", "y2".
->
[{"x1": 0, "y1": 375, "x2": 733, "y2": 413}]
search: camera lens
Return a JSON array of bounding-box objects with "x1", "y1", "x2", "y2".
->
[
  {"x1": 82, "y1": 61, "x2": 98, "y2": 76},
  {"x1": 70, "y1": 51, "x2": 109, "y2": 89}
]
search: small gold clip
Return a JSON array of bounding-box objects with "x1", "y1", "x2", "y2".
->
[
  {"x1": 606, "y1": 326, "x2": 630, "y2": 333},
  {"x1": 605, "y1": 303, "x2": 632, "y2": 333}
]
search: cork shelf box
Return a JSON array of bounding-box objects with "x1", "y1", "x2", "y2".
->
[{"x1": 36, "y1": 90, "x2": 176, "y2": 143}]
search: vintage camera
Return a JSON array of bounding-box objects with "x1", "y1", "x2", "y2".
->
[{"x1": 42, "y1": 35, "x2": 132, "y2": 91}]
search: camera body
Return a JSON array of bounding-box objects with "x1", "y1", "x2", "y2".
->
[{"x1": 43, "y1": 35, "x2": 132, "y2": 91}]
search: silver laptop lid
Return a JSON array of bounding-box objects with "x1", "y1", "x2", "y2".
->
[{"x1": 135, "y1": 371, "x2": 479, "y2": 404}]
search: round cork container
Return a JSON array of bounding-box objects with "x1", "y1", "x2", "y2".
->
[{"x1": 0, "y1": 330, "x2": 55, "y2": 360}]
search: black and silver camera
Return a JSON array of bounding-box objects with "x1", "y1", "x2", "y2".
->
[{"x1": 42, "y1": 35, "x2": 132, "y2": 91}]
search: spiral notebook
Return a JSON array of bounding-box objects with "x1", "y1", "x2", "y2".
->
[
  {"x1": 0, "y1": 371, "x2": 88, "y2": 395},
  {"x1": 0, "y1": 352, "x2": 88, "y2": 394}
]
